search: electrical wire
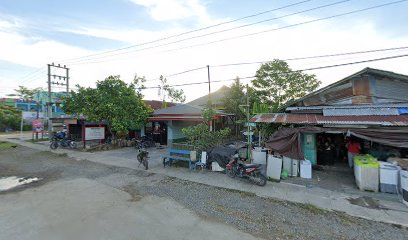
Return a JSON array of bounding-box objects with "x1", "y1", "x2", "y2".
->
[
  {"x1": 59, "y1": 0, "x2": 313, "y2": 63},
  {"x1": 143, "y1": 46, "x2": 408, "y2": 82},
  {"x1": 140, "y1": 53, "x2": 408, "y2": 89},
  {"x1": 66, "y1": 0, "x2": 350, "y2": 65},
  {"x1": 163, "y1": 0, "x2": 408, "y2": 54}
]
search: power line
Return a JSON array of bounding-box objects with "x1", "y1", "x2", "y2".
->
[
  {"x1": 144, "y1": 46, "x2": 408, "y2": 82},
  {"x1": 66, "y1": 0, "x2": 349, "y2": 65},
  {"x1": 163, "y1": 0, "x2": 408, "y2": 54},
  {"x1": 145, "y1": 66, "x2": 207, "y2": 82},
  {"x1": 59, "y1": 0, "x2": 313, "y2": 63},
  {"x1": 140, "y1": 53, "x2": 408, "y2": 89},
  {"x1": 211, "y1": 46, "x2": 408, "y2": 67}
]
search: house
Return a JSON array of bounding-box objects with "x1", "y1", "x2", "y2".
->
[
  {"x1": 251, "y1": 67, "x2": 408, "y2": 166},
  {"x1": 148, "y1": 104, "x2": 230, "y2": 145}
]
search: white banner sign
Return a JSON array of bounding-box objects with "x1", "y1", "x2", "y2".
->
[
  {"x1": 85, "y1": 127, "x2": 105, "y2": 140},
  {"x1": 22, "y1": 111, "x2": 45, "y2": 119}
]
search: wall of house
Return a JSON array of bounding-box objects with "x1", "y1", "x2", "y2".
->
[
  {"x1": 370, "y1": 76, "x2": 408, "y2": 103},
  {"x1": 167, "y1": 121, "x2": 198, "y2": 145}
]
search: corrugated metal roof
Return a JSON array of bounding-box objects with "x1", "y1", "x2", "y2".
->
[
  {"x1": 282, "y1": 68, "x2": 408, "y2": 109},
  {"x1": 250, "y1": 113, "x2": 408, "y2": 126},
  {"x1": 323, "y1": 108, "x2": 399, "y2": 116},
  {"x1": 153, "y1": 104, "x2": 203, "y2": 115},
  {"x1": 287, "y1": 103, "x2": 408, "y2": 111}
]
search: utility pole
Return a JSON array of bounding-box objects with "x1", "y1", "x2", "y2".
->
[
  {"x1": 246, "y1": 84, "x2": 251, "y2": 163},
  {"x1": 47, "y1": 64, "x2": 52, "y2": 139},
  {"x1": 207, "y1": 65, "x2": 213, "y2": 131},
  {"x1": 47, "y1": 63, "x2": 70, "y2": 139}
]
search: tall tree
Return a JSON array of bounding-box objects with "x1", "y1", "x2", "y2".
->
[
  {"x1": 62, "y1": 75, "x2": 153, "y2": 138},
  {"x1": 252, "y1": 59, "x2": 321, "y2": 111},
  {"x1": 158, "y1": 75, "x2": 186, "y2": 104},
  {"x1": 11, "y1": 86, "x2": 43, "y2": 100},
  {"x1": 221, "y1": 77, "x2": 246, "y2": 120}
]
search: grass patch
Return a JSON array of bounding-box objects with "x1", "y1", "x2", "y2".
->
[
  {"x1": 58, "y1": 153, "x2": 68, "y2": 157},
  {"x1": 298, "y1": 203, "x2": 328, "y2": 215},
  {"x1": 0, "y1": 141, "x2": 17, "y2": 150},
  {"x1": 224, "y1": 188, "x2": 257, "y2": 198},
  {"x1": 26, "y1": 139, "x2": 48, "y2": 143}
]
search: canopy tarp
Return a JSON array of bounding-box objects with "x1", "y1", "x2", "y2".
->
[{"x1": 265, "y1": 127, "x2": 408, "y2": 160}]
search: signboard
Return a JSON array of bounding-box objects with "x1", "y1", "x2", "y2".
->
[
  {"x1": 245, "y1": 122, "x2": 256, "y2": 127},
  {"x1": 243, "y1": 131, "x2": 254, "y2": 136},
  {"x1": 85, "y1": 127, "x2": 105, "y2": 140},
  {"x1": 32, "y1": 119, "x2": 44, "y2": 133},
  {"x1": 22, "y1": 111, "x2": 45, "y2": 119}
]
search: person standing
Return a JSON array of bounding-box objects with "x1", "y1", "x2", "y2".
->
[{"x1": 347, "y1": 139, "x2": 361, "y2": 168}]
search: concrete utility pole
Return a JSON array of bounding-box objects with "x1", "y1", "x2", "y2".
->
[
  {"x1": 47, "y1": 63, "x2": 70, "y2": 139},
  {"x1": 207, "y1": 65, "x2": 213, "y2": 131},
  {"x1": 246, "y1": 84, "x2": 251, "y2": 163}
]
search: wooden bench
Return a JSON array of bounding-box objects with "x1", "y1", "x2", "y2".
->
[{"x1": 162, "y1": 149, "x2": 195, "y2": 170}]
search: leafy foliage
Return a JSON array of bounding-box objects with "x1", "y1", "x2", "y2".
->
[
  {"x1": 0, "y1": 105, "x2": 21, "y2": 131},
  {"x1": 158, "y1": 75, "x2": 186, "y2": 104},
  {"x1": 10, "y1": 86, "x2": 43, "y2": 100},
  {"x1": 252, "y1": 59, "x2": 321, "y2": 110},
  {"x1": 62, "y1": 75, "x2": 153, "y2": 137},
  {"x1": 181, "y1": 123, "x2": 231, "y2": 150},
  {"x1": 221, "y1": 77, "x2": 246, "y2": 120}
]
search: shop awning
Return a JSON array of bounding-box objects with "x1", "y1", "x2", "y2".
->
[
  {"x1": 265, "y1": 127, "x2": 408, "y2": 160},
  {"x1": 251, "y1": 113, "x2": 408, "y2": 126}
]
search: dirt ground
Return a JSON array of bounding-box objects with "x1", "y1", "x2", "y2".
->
[{"x1": 1, "y1": 145, "x2": 407, "y2": 240}]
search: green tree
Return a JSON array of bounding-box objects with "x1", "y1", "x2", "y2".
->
[
  {"x1": 11, "y1": 86, "x2": 43, "y2": 100},
  {"x1": 62, "y1": 75, "x2": 153, "y2": 139},
  {"x1": 182, "y1": 123, "x2": 231, "y2": 151},
  {"x1": 221, "y1": 77, "x2": 246, "y2": 120},
  {"x1": 158, "y1": 75, "x2": 186, "y2": 104},
  {"x1": 252, "y1": 59, "x2": 321, "y2": 111},
  {"x1": 0, "y1": 105, "x2": 21, "y2": 131}
]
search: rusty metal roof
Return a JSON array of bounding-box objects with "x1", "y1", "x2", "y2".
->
[{"x1": 250, "y1": 113, "x2": 408, "y2": 126}]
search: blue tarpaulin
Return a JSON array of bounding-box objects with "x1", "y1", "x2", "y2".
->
[{"x1": 398, "y1": 108, "x2": 408, "y2": 114}]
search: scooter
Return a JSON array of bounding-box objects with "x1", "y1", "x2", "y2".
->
[
  {"x1": 50, "y1": 136, "x2": 76, "y2": 149},
  {"x1": 225, "y1": 156, "x2": 267, "y2": 186},
  {"x1": 137, "y1": 148, "x2": 149, "y2": 170}
]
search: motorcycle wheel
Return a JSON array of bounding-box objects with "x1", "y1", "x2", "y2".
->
[
  {"x1": 50, "y1": 141, "x2": 58, "y2": 150},
  {"x1": 69, "y1": 141, "x2": 77, "y2": 149},
  {"x1": 226, "y1": 168, "x2": 236, "y2": 178},
  {"x1": 254, "y1": 173, "x2": 267, "y2": 186},
  {"x1": 143, "y1": 158, "x2": 148, "y2": 170}
]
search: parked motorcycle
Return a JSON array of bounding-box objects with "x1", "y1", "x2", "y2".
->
[
  {"x1": 134, "y1": 136, "x2": 156, "y2": 149},
  {"x1": 137, "y1": 148, "x2": 149, "y2": 170},
  {"x1": 226, "y1": 157, "x2": 267, "y2": 186},
  {"x1": 50, "y1": 136, "x2": 77, "y2": 150}
]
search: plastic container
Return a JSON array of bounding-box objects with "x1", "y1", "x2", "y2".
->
[
  {"x1": 211, "y1": 162, "x2": 224, "y2": 172},
  {"x1": 300, "y1": 160, "x2": 312, "y2": 179},
  {"x1": 252, "y1": 151, "x2": 267, "y2": 164},
  {"x1": 267, "y1": 155, "x2": 282, "y2": 180},
  {"x1": 283, "y1": 156, "x2": 299, "y2": 177},
  {"x1": 401, "y1": 170, "x2": 408, "y2": 207},
  {"x1": 354, "y1": 155, "x2": 380, "y2": 192},
  {"x1": 379, "y1": 161, "x2": 400, "y2": 194}
]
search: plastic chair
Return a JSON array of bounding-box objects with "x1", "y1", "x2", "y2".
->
[{"x1": 195, "y1": 151, "x2": 207, "y2": 170}]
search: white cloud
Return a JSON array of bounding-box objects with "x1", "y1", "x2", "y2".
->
[
  {"x1": 1, "y1": 8, "x2": 408, "y2": 102},
  {"x1": 129, "y1": 0, "x2": 209, "y2": 23}
]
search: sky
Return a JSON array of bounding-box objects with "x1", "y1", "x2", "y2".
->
[{"x1": 1, "y1": 0, "x2": 408, "y2": 102}]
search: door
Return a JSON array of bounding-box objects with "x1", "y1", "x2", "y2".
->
[{"x1": 302, "y1": 133, "x2": 317, "y2": 165}]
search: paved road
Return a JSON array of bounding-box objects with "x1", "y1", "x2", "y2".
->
[
  {"x1": 0, "y1": 145, "x2": 257, "y2": 240},
  {"x1": 1, "y1": 144, "x2": 407, "y2": 240}
]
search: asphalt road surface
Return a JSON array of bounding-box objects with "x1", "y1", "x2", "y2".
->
[{"x1": 0, "y1": 145, "x2": 407, "y2": 240}]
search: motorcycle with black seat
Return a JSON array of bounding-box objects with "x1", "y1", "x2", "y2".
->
[{"x1": 225, "y1": 155, "x2": 267, "y2": 186}]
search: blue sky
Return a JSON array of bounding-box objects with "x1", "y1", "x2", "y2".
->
[{"x1": 1, "y1": 0, "x2": 408, "y2": 101}]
